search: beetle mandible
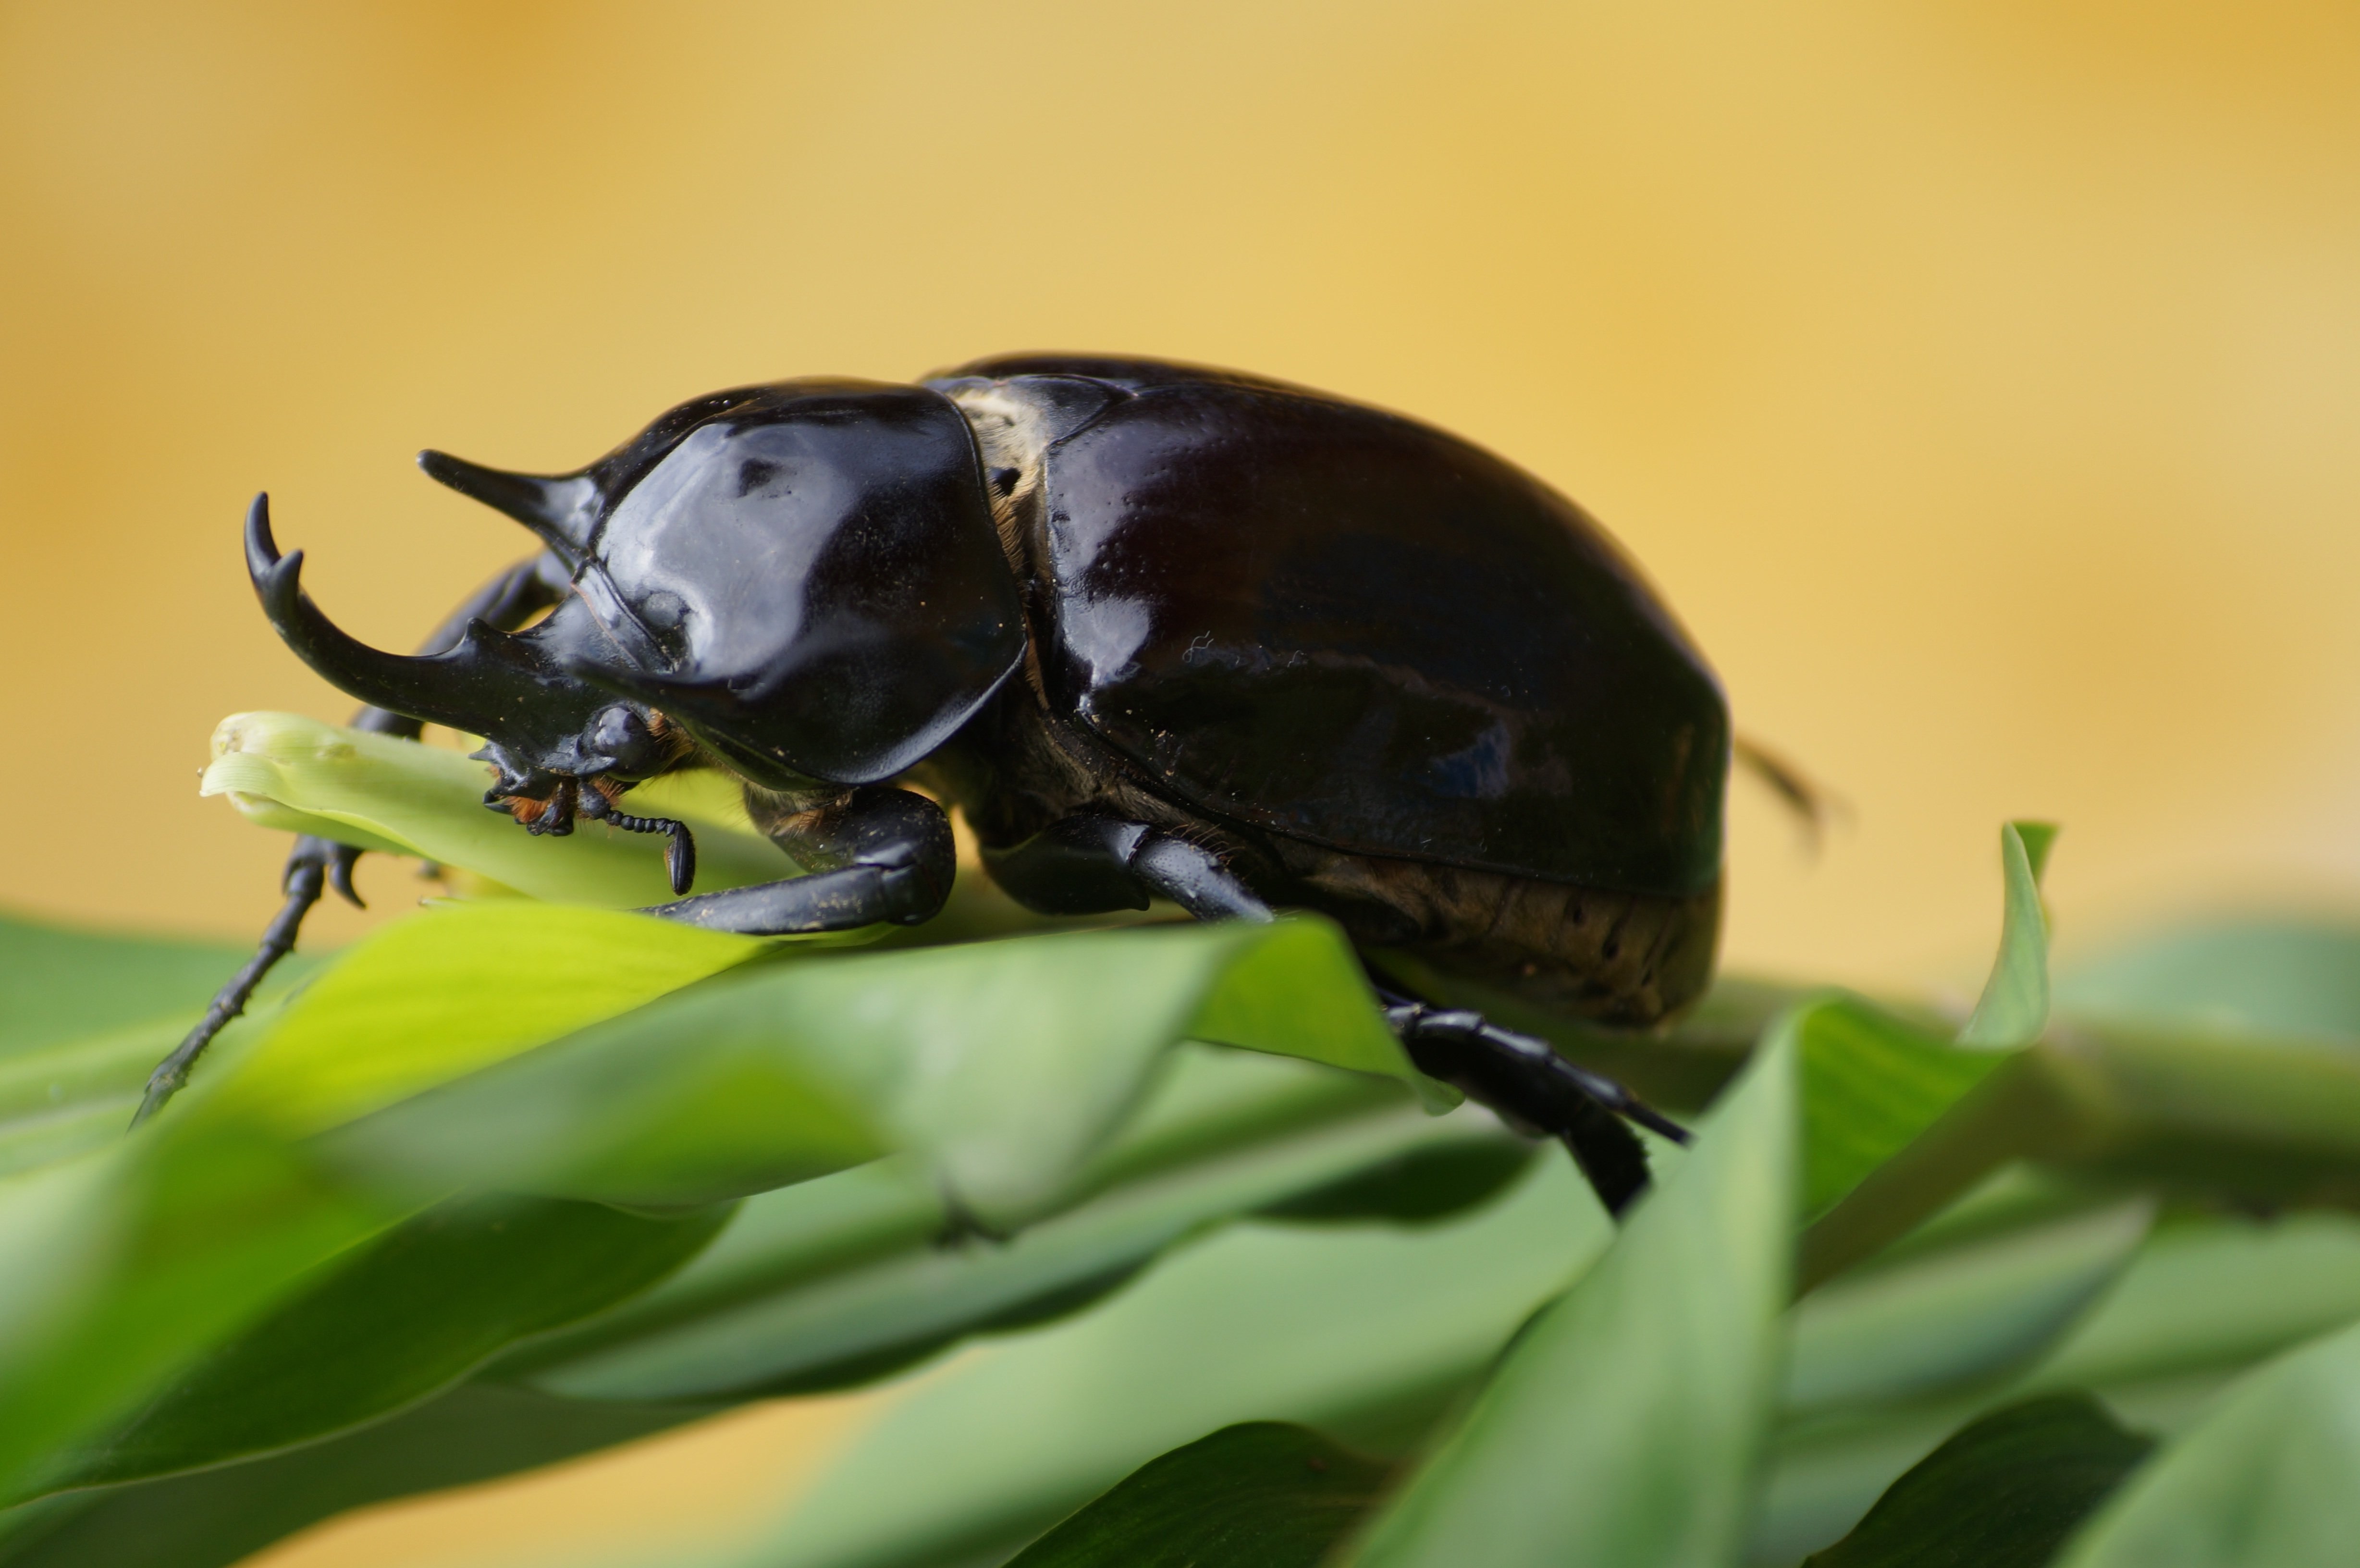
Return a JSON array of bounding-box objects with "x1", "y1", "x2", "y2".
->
[{"x1": 142, "y1": 355, "x2": 1728, "y2": 1213}]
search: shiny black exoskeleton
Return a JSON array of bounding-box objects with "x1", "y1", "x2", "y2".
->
[{"x1": 143, "y1": 356, "x2": 1729, "y2": 1213}]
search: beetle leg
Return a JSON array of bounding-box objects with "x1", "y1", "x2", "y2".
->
[
  {"x1": 980, "y1": 815, "x2": 1275, "y2": 922},
  {"x1": 134, "y1": 552, "x2": 573, "y2": 1129},
  {"x1": 132, "y1": 855, "x2": 329, "y2": 1127},
  {"x1": 983, "y1": 814, "x2": 1682, "y2": 1217},
  {"x1": 1374, "y1": 998, "x2": 1686, "y2": 1218},
  {"x1": 649, "y1": 787, "x2": 956, "y2": 935}
]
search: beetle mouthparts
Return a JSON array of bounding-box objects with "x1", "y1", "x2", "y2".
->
[{"x1": 575, "y1": 785, "x2": 697, "y2": 895}]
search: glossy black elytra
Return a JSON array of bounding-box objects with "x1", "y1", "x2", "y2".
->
[{"x1": 141, "y1": 355, "x2": 1728, "y2": 1214}]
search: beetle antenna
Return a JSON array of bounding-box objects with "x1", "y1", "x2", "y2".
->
[
  {"x1": 579, "y1": 788, "x2": 698, "y2": 895},
  {"x1": 1733, "y1": 735, "x2": 1847, "y2": 855}
]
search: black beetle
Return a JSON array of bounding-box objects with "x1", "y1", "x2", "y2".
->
[{"x1": 143, "y1": 355, "x2": 1727, "y2": 1213}]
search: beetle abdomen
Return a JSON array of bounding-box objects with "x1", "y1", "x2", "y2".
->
[{"x1": 932, "y1": 356, "x2": 1729, "y2": 901}]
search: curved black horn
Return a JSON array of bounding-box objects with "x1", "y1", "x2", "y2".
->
[
  {"x1": 417, "y1": 450, "x2": 598, "y2": 559},
  {"x1": 245, "y1": 493, "x2": 559, "y2": 732}
]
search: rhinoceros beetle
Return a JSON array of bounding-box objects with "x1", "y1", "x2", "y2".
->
[{"x1": 142, "y1": 355, "x2": 1729, "y2": 1214}]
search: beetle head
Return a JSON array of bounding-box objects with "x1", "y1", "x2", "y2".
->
[
  {"x1": 246, "y1": 378, "x2": 1023, "y2": 883},
  {"x1": 244, "y1": 493, "x2": 695, "y2": 881},
  {"x1": 419, "y1": 380, "x2": 1026, "y2": 791}
]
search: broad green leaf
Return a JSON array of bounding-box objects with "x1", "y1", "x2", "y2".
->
[
  {"x1": 321, "y1": 919, "x2": 1424, "y2": 1223},
  {"x1": 511, "y1": 1061, "x2": 1507, "y2": 1402},
  {"x1": 2056, "y1": 1313, "x2": 2360, "y2": 1568},
  {"x1": 1960, "y1": 821, "x2": 2055, "y2": 1049},
  {"x1": 0, "y1": 916, "x2": 300, "y2": 1059},
  {"x1": 200, "y1": 711, "x2": 789, "y2": 906},
  {"x1": 0, "y1": 917, "x2": 318, "y2": 1176},
  {"x1": 1260, "y1": 1137, "x2": 1535, "y2": 1225},
  {"x1": 1005, "y1": 1422, "x2": 1388, "y2": 1568},
  {"x1": 1340, "y1": 1022, "x2": 1797, "y2": 1568},
  {"x1": 2058, "y1": 919, "x2": 2360, "y2": 1040},
  {"x1": 43, "y1": 1194, "x2": 727, "y2": 1489},
  {"x1": 707, "y1": 1157, "x2": 1607, "y2": 1568},
  {"x1": 1757, "y1": 1209, "x2": 2360, "y2": 1564},
  {"x1": 5, "y1": 1026, "x2": 1502, "y2": 1552},
  {"x1": 2023, "y1": 1210, "x2": 2360, "y2": 1398},
  {"x1": 1805, "y1": 1394, "x2": 2152, "y2": 1568},
  {"x1": 0, "y1": 902, "x2": 756, "y2": 1503},
  {"x1": 192, "y1": 901, "x2": 763, "y2": 1135},
  {"x1": 0, "y1": 1383, "x2": 706, "y2": 1568},
  {"x1": 1785, "y1": 1199, "x2": 2153, "y2": 1413},
  {"x1": 0, "y1": 1132, "x2": 402, "y2": 1503}
]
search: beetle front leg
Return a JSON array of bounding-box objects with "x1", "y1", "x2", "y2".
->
[
  {"x1": 134, "y1": 552, "x2": 573, "y2": 1128},
  {"x1": 651, "y1": 786, "x2": 956, "y2": 935}
]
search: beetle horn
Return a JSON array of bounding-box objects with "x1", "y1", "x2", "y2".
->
[
  {"x1": 244, "y1": 493, "x2": 556, "y2": 731},
  {"x1": 417, "y1": 450, "x2": 598, "y2": 559}
]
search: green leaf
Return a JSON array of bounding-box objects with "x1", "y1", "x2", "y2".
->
[
  {"x1": 0, "y1": 1383, "x2": 707, "y2": 1568},
  {"x1": 1796, "y1": 823, "x2": 2062, "y2": 1285},
  {"x1": 2023, "y1": 1209, "x2": 2360, "y2": 1401},
  {"x1": 2055, "y1": 1313, "x2": 2360, "y2": 1568},
  {"x1": 1799, "y1": 996, "x2": 2015, "y2": 1222},
  {"x1": 0, "y1": 917, "x2": 320, "y2": 1176},
  {"x1": 1785, "y1": 1199, "x2": 2154, "y2": 1414},
  {"x1": 1004, "y1": 1422, "x2": 1388, "y2": 1568},
  {"x1": 1340, "y1": 1018, "x2": 1797, "y2": 1568},
  {"x1": 320, "y1": 918, "x2": 1424, "y2": 1223},
  {"x1": 2058, "y1": 919, "x2": 2360, "y2": 1040},
  {"x1": 1804, "y1": 1394, "x2": 2152, "y2": 1568},
  {"x1": 1258, "y1": 1137, "x2": 1536, "y2": 1225},
  {"x1": 1757, "y1": 1208, "x2": 2360, "y2": 1565},
  {"x1": 199, "y1": 712, "x2": 792, "y2": 906},
  {"x1": 721, "y1": 1158, "x2": 1607, "y2": 1568},
  {"x1": 0, "y1": 1131, "x2": 404, "y2": 1504},
  {"x1": 191, "y1": 901, "x2": 764, "y2": 1135},
  {"x1": 1960, "y1": 821, "x2": 2056, "y2": 1049},
  {"x1": 0, "y1": 916, "x2": 300, "y2": 1060},
  {"x1": 44, "y1": 1194, "x2": 727, "y2": 1489},
  {"x1": 0, "y1": 902, "x2": 756, "y2": 1503},
  {"x1": 508, "y1": 1056, "x2": 1506, "y2": 1403}
]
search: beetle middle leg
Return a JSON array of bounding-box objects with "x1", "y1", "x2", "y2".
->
[
  {"x1": 650, "y1": 786, "x2": 957, "y2": 934},
  {"x1": 981, "y1": 813, "x2": 1686, "y2": 1217}
]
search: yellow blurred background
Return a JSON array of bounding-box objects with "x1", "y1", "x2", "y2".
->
[{"x1": 4, "y1": 2, "x2": 2358, "y2": 1562}]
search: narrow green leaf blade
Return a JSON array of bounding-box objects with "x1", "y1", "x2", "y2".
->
[
  {"x1": 1799, "y1": 996, "x2": 2013, "y2": 1221},
  {"x1": 1006, "y1": 1423, "x2": 1387, "y2": 1568},
  {"x1": 2056, "y1": 1314, "x2": 2360, "y2": 1568},
  {"x1": 1341, "y1": 1021, "x2": 1798, "y2": 1568},
  {"x1": 1804, "y1": 1394, "x2": 2152, "y2": 1568},
  {"x1": 1959, "y1": 821, "x2": 2055, "y2": 1049}
]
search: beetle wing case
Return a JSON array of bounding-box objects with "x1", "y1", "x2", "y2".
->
[
  {"x1": 560, "y1": 380, "x2": 1025, "y2": 787},
  {"x1": 933, "y1": 356, "x2": 1728, "y2": 900}
]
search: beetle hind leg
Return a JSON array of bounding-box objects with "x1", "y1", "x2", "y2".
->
[
  {"x1": 1374, "y1": 997, "x2": 1686, "y2": 1217},
  {"x1": 982, "y1": 812, "x2": 1685, "y2": 1217}
]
